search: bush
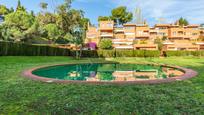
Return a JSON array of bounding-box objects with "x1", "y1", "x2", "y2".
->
[
  {"x1": 116, "y1": 50, "x2": 134, "y2": 57},
  {"x1": 99, "y1": 39, "x2": 113, "y2": 50},
  {"x1": 144, "y1": 50, "x2": 160, "y2": 57},
  {"x1": 97, "y1": 50, "x2": 115, "y2": 58},
  {"x1": 134, "y1": 50, "x2": 160, "y2": 57},
  {"x1": 81, "y1": 50, "x2": 98, "y2": 58}
]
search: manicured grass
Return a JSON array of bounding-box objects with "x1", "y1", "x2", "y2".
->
[{"x1": 0, "y1": 56, "x2": 204, "y2": 114}]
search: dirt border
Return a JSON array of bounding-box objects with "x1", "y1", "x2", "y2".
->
[{"x1": 22, "y1": 63, "x2": 198, "y2": 85}]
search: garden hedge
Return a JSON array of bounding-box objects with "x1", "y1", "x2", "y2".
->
[
  {"x1": 6, "y1": 41, "x2": 204, "y2": 57},
  {"x1": 75, "y1": 50, "x2": 160, "y2": 58},
  {"x1": 0, "y1": 41, "x2": 70, "y2": 56},
  {"x1": 166, "y1": 51, "x2": 204, "y2": 57}
]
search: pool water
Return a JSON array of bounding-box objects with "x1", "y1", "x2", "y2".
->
[{"x1": 32, "y1": 63, "x2": 184, "y2": 82}]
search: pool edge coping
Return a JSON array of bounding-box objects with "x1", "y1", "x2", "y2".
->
[{"x1": 21, "y1": 62, "x2": 198, "y2": 85}]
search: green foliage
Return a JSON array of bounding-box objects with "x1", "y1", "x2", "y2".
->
[
  {"x1": 133, "y1": 50, "x2": 160, "y2": 57},
  {"x1": 178, "y1": 17, "x2": 189, "y2": 26},
  {"x1": 36, "y1": 12, "x2": 57, "y2": 25},
  {"x1": 80, "y1": 18, "x2": 90, "y2": 31},
  {"x1": 71, "y1": 50, "x2": 160, "y2": 58},
  {"x1": 0, "y1": 0, "x2": 88, "y2": 45},
  {"x1": 3, "y1": 10, "x2": 35, "y2": 41},
  {"x1": 97, "y1": 50, "x2": 116, "y2": 58},
  {"x1": 99, "y1": 39, "x2": 113, "y2": 50},
  {"x1": 43, "y1": 24, "x2": 62, "y2": 42},
  {"x1": 0, "y1": 41, "x2": 70, "y2": 56},
  {"x1": 139, "y1": 40, "x2": 148, "y2": 44},
  {"x1": 39, "y1": 2, "x2": 48, "y2": 10},
  {"x1": 116, "y1": 50, "x2": 134, "y2": 57},
  {"x1": 98, "y1": 6, "x2": 133, "y2": 25},
  {"x1": 166, "y1": 51, "x2": 204, "y2": 57},
  {"x1": 16, "y1": 0, "x2": 26, "y2": 12},
  {"x1": 98, "y1": 16, "x2": 111, "y2": 21},
  {"x1": 154, "y1": 37, "x2": 163, "y2": 51},
  {"x1": 5, "y1": 11, "x2": 35, "y2": 30},
  {"x1": 111, "y1": 6, "x2": 133, "y2": 25},
  {"x1": 0, "y1": 5, "x2": 9, "y2": 15},
  {"x1": 98, "y1": 72, "x2": 115, "y2": 81}
]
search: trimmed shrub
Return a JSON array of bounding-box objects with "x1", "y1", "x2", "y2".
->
[
  {"x1": 99, "y1": 39, "x2": 113, "y2": 50},
  {"x1": 165, "y1": 51, "x2": 204, "y2": 57},
  {"x1": 134, "y1": 50, "x2": 146, "y2": 57},
  {"x1": 133, "y1": 50, "x2": 160, "y2": 57},
  {"x1": 144, "y1": 50, "x2": 160, "y2": 57},
  {"x1": 116, "y1": 50, "x2": 134, "y2": 57},
  {"x1": 81, "y1": 50, "x2": 98, "y2": 58},
  {"x1": 97, "y1": 50, "x2": 115, "y2": 58}
]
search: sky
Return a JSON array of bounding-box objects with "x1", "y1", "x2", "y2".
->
[{"x1": 0, "y1": 0, "x2": 204, "y2": 26}]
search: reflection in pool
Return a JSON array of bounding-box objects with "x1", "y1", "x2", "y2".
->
[{"x1": 32, "y1": 63, "x2": 184, "y2": 82}]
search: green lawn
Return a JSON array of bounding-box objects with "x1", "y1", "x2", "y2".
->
[{"x1": 0, "y1": 56, "x2": 204, "y2": 114}]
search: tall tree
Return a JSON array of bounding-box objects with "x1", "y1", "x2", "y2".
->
[
  {"x1": 4, "y1": 11, "x2": 35, "y2": 41},
  {"x1": 111, "y1": 6, "x2": 133, "y2": 25},
  {"x1": 16, "y1": 0, "x2": 26, "y2": 12},
  {"x1": 177, "y1": 17, "x2": 189, "y2": 26}
]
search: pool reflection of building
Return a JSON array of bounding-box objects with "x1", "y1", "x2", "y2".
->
[
  {"x1": 112, "y1": 71, "x2": 158, "y2": 81},
  {"x1": 162, "y1": 68, "x2": 184, "y2": 77},
  {"x1": 66, "y1": 64, "x2": 184, "y2": 81}
]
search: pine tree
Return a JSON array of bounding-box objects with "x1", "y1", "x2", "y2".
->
[{"x1": 16, "y1": 0, "x2": 26, "y2": 12}]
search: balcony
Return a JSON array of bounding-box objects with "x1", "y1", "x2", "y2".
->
[
  {"x1": 99, "y1": 27, "x2": 113, "y2": 30},
  {"x1": 124, "y1": 32, "x2": 135, "y2": 35},
  {"x1": 113, "y1": 45, "x2": 134, "y2": 49},
  {"x1": 100, "y1": 33, "x2": 113, "y2": 37},
  {"x1": 136, "y1": 34, "x2": 150, "y2": 38},
  {"x1": 114, "y1": 28, "x2": 124, "y2": 33}
]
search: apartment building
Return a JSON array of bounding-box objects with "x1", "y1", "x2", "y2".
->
[
  {"x1": 99, "y1": 21, "x2": 114, "y2": 39},
  {"x1": 150, "y1": 24, "x2": 169, "y2": 39},
  {"x1": 85, "y1": 24, "x2": 99, "y2": 44},
  {"x1": 86, "y1": 20, "x2": 204, "y2": 51}
]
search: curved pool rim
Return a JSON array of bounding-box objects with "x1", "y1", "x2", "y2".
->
[{"x1": 22, "y1": 63, "x2": 198, "y2": 84}]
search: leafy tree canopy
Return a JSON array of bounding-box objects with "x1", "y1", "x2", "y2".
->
[
  {"x1": 177, "y1": 17, "x2": 189, "y2": 26},
  {"x1": 39, "y1": 2, "x2": 48, "y2": 10},
  {"x1": 44, "y1": 23, "x2": 62, "y2": 41},
  {"x1": 4, "y1": 11, "x2": 35, "y2": 31},
  {"x1": 98, "y1": 16, "x2": 111, "y2": 22},
  {"x1": 16, "y1": 0, "x2": 26, "y2": 12},
  {"x1": 98, "y1": 6, "x2": 133, "y2": 25},
  {"x1": 0, "y1": 5, "x2": 9, "y2": 15},
  {"x1": 111, "y1": 6, "x2": 133, "y2": 25}
]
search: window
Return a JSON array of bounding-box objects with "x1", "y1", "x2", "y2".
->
[
  {"x1": 137, "y1": 31, "x2": 143, "y2": 35},
  {"x1": 125, "y1": 27, "x2": 134, "y2": 30},
  {"x1": 192, "y1": 33, "x2": 197, "y2": 35},
  {"x1": 192, "y1": 28, "x2": 198, "y2": 30},
  {"x1": 173, "y1": 32, "x2": 177, "y2": 35},
  {"x1": 107, "y1": 23, "x2": 112, "y2": 27}
]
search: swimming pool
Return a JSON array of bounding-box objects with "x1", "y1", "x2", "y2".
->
[{"x1": 22, "y1": 63, "x2": 197, "y2": 84}]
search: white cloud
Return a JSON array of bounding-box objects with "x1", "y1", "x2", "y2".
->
[{"x1": 110, "y1": 0, "x2": 204, "y2": 25}]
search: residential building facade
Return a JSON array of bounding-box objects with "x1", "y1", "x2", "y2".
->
[{"x1": 86, "y1": 20, "x2": 204, "y2": 51}]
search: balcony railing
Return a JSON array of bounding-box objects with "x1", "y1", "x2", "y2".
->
[{"x1": 100, "y1": 34, "x2": 113, "y2": 37}]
